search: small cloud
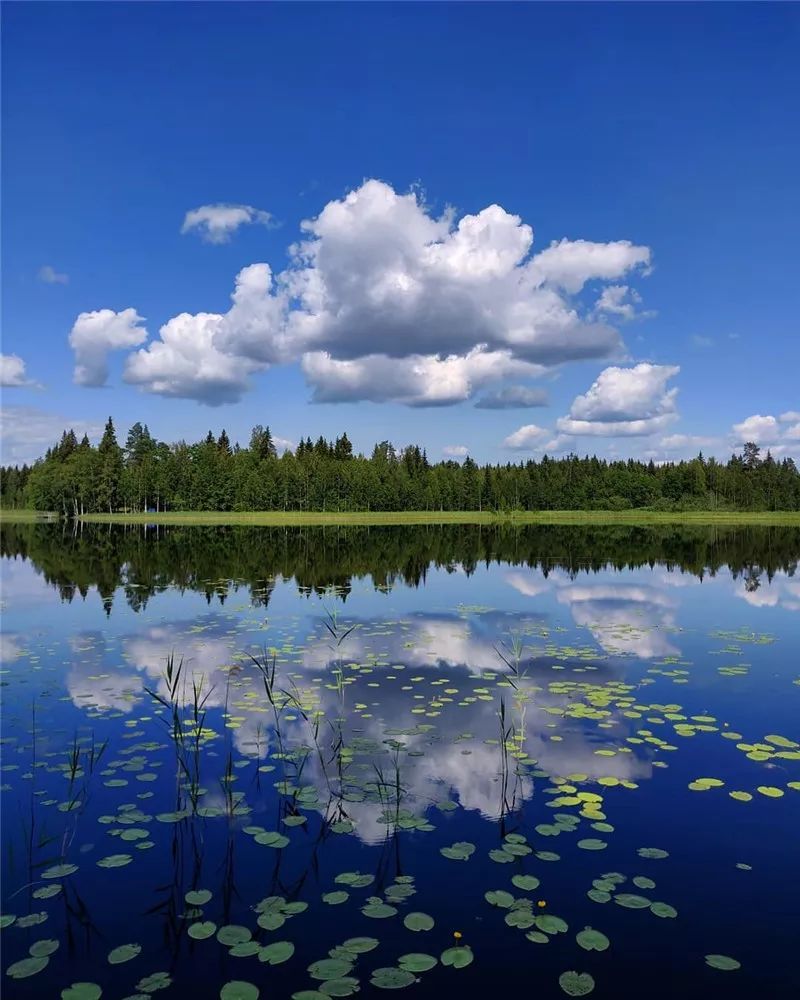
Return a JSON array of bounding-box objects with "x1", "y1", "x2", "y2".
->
[
  {"x1": 731, "y1": 414, "x2": 780, "y2": 445},
  {"x1": 69, "y1": 308, "x2": 148, "y2": 387},
  {"x1": 474, "y1": 385, "x2": 549, "y2": 409},
  {"x1": 0, "y1": 354, "x2": 40, "y2": 388},
  {"x1": 691, "y1": 335, "x2": 714, "y2": 349},
  {"x1": 181, "y1": 203, "x2": 278, "y2": 244},
  {"x1": 779, "y1": 411, "x2": 800, "y2": 423},
  {"x1": 38, "y1": 264, "x2": 69, "y2": 285},
  {"x1": 503, "y1": 424, "x2": 549, "y2": 450},
  {"x1": 443, "y1": 444, "x2": 468, "y2": 458}
]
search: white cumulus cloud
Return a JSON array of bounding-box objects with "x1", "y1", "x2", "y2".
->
[
  {"x1": 181, "y1": 203, "x2": 276, "y2": 244},
  {"x1": 76, "y1": 179, "x2": 656, "y2": 407},
  {"x1": 69, "y1": 308, "x2": 148, "y2": 386},
  {"x1": 443, "y1": 444, "x2": 469, "y2": 458},
  {"x1": 503, "y1": 424, "x2": 549, "y2": 450},
  {"x1": 557, "y1": 363, "x2": 680, "y2": 437},
  {"x1": 0, "y1": 354, "x2": 38, "y2": 388},
  {"x1": 731, "y1": 414, "x2": 781, "y2": 445}
]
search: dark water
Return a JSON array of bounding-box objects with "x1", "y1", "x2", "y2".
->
[{"x1": 1, "y1": 523, "x2": 799, "y2": 999}]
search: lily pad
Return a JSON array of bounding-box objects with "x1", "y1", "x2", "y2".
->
[
  {"x1": 185, "y1": 890, "x2": 212, "y2": 906},
  {"x1": 559, "y1": 971, "x2": 595, "y2": 996},
  {"x1": 404, "y1": 911, "x2": 434, "y2": 932},
  {"x1": 576, "y1": 927, "x2": 609, "y2": 951},
  {"x1": 188, "y1": 921, "x2": 217, "y2": 940},
  {"x1": 61, "y1": 985, "x2": 102, "y2": 1000},
  {"x1": 97, "y1": 854, "x2": 132, "y2": 869},
  {"x1": 220, "y1": 982, "x2": 259, "y2": 1000},
  {"x1": 217, "y1": 925, "x2": 252, "y2": 946},
  {"x1": 322, "y1": 891, "x2": 349, "y2": 905},
  {"x1": 650, "y1": 902, "x2": 677, "y2": 918},
  {"x1": 511, "y1": 874, "x2": 540, "y2": 891},
  {"x1": 42, "y1": 863, "x2": 78, "y2": 879},
  {"x1": 705, "y1": 954, "x2": 741, "y2": 971},
  {"x1": 7, "y1": 956, "x2": 49, "y2": 979},
  {"x1": 398, "y1": 953, "x2": 437, "y2": 973},
  {"x1": 440, "y1": 946, "x2": 474, "y2": 968},
  {"x1": 370, "y1": 967, "x2": 416, "y2": 989},
  {"x1": 260, "y1": 941, "x2": 295, "y2": 965}
]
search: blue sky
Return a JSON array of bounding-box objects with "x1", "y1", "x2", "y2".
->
[{"x1": 2, "y1": 2, "x2": 799, "y2": 464}]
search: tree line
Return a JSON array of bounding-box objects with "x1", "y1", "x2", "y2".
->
[{"x1": 1, "y1": 418, "x2": 799, "y2": 513}]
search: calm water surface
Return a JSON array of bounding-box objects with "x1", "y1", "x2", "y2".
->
[{"x1": 1, "y1": 524, "x2": 799, "y2": 998}]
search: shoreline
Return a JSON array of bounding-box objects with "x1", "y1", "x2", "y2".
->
[{"x1": 3, "y1": 509, "x2": 799, "y2": 526}]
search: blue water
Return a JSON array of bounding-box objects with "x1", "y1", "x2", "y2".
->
[{"x1": 1, "y1": 525, "x2": 798, "y2": 998}]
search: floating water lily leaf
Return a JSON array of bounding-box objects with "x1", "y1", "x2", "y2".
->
[
  {"x1": 7, "y1": 956, "x2": 49, "y2": 979},
  {"x1": 398, "y1": 953, "x2": 437, "y2": 973},
  {"x1": 317, "y1": 978, "x2": 359, "y2": 997},
  {"x1": 404, "y1": 912, "x2": 434, "y2": 932},
  {"x1": 97, "y1": 854, "x2": 132, "y2": 869},
  {"x1": 559, "y1": 970, "x2": 595, "y2": 996},
  {"x1": 362, "y1": 901, "x2": 397, "y2": 919},
  {"x1": 370, "y1": 967, "x2": 416, "y2": 989},
  {"x1": 535, "y1": 914, "x2": 568, "y2": 935},
  {"x1": 136, "y1": 971, "x2": 172, "y2": 992},
  {"x1": 615, "y1": 894, "x2": 651, "y2": 909},
  {"x1": 341, "y1": 937, "x2": 379, "y2": 954},
  {"x1": 61, "y1": 984, "x2": 102, "y2": 1000},
  {"x1": 188, "y1": 921, "x2": 216, "y2": 940},
  {"x1": 0, "y1": 915, "x2": 16, "y2": 928},
  {"x1": 637, "y1": 848, "x2": 668, "y2": 859},
  {"x1": 440, "y1": 842, "x2": 475, "y2": 861},
  {"x1": 576, "y1": 839, "x2": 606, "y2": 851},
  {"x1": 506, "y1": 909, "x2": 535, "y2": 929},
  {"x1": 308, "y1": 958, "x2": 354, "y2": 981},
  {"x1": 185, "y1": 890, "x2": 212, "y2": 906},
  {"x1": 33, "y1": 885, "x2": 62, "y2": 900},
  {"x1": 41, "y1": 863, "x2": 78, "y2": 879},
  {"x1": 220, "y1": 981, "x2": 259, "y2": 1000},
  {"x1": 756, "y1": 786, "x2": 784, "y2": 798},
  {"x1": 587, "y1": 890, "x2": 611, "y2": 904},
  {"x1": 291, "y1": 993, "x2": 328, "y2": 1000},
  {"x1": 322, "y1": 891, "x2": 349, "y2": 905},
  {"x1": 440, "y1": 946, "x2": 473, "y2": 968},
  {"x1": 632, "y1": 877, "x2": 655, "y2": 890},
  {"x1": 29, "y1": 938, "x2": 60, "y2": 957},
  {"x1": 525, "y1": 930, "x2": 550, "y2": 944},
  {"x1": 485, "y1": 890, "x2": 515, "y2": 908},
  {"x1": 217, "y1": 925, "x2": 252, "y2": 946},
  {"x1": 230, "y1": 943, "x2": 261, "y2": 958},
  {"x1": 729, "y1": 791, "x2": 752, "y2": 802},
  {"x1": 259, "y1": 941, "x2": 295, "y2": 965},
  {"x1": 576, "y1": 927, "x2": 609, "y2": 951},
  {"x1": 705, "y1": 954, "x2": 741, "y2": 971},
  {"x1": 512, "y1": 875, "x2": 540, "y2": 892},
  {"x1": 650, "y1": 902, "x2": 677, "y2": 918}
]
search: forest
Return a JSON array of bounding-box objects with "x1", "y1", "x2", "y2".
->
[{"x1": 1, "y1": 417, "x2": 799, "y2": 514}]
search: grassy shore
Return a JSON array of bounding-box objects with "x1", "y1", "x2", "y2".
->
[
  {"x1": 57, "y1": 509, "x2": 800, "y2": 526},
  {"x1": 0, "y1": 509, "x2": 60, "y2": 523}
]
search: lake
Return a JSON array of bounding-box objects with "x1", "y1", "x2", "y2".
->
[{"x1": 1, "y1": 522, "x2": 799, "y2": 998}]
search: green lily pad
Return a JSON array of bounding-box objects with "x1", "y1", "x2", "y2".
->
[
  {"x1": 525, "y1": 930, "x2": 550, "y2": 944},
  {"x1": 230, "y1": 943, "x2": 261, "y2": 958},
  {"x1": 217, "y1": 926, "x2": 252, "y2": 946},
  {"x1": 29, "y1": 938, "x2": 60, "y2": 957},
  {"x1": 370, "y1": 967, "x2": 416, "y2": 989},
  {"x1": 41, "y1": 863, "x2": 78, "y2": 879},
  {"x1": 308, "y1": 958, "x2": 354, "y2": 981},
  {"x1": 185, "y1": 890, "x2": 212, "y2": 906},
  {"x1": 440, "y1": 946, "x2": 474, "y2": 968},
  {"x1": 362, "y1": 902, "x2": 397, "y2": 919},
  {"x1": 485, "y1": 890, "x2": 515, "y2": 908},
  {"x1": 398, "y1": 953, "x2": 437, "y2": 973},
  {"x1": 108, "y1": 943, "x2": 142, "y2": 965},
  {"x1": 136, "y1": 971, "x2": 172, "y2": 992},
  {"x1": 615, "y1": 894, "x2": 651, "y2": 909},
  {"x1": 61, "y1": 984, "x2": 102, "y2": 1000},
  {"x1": 576, "y1": 927, "x2": 609, "y2": 951},
  {"x1": 535, "y1": 914, "x2": 568, "y2": 934},
  {"x1": 220, "y1": 982, "x2": 259, "y2": 1000},
  {"x1": 559, "y1": 970, "x2": 595, "y2": 996},
  {"x1": 97, "y1": 854, "x2": 133, "y2": 869},
  {"x1": 322, "y1": 891, "x2": 349, "y2": 905},
  {"x1": 259, "y1": 941, "x2": 294, "y2": 965},
  {"x1": 317, "y1": 978, "x2": 359, "y2": 997},
  {"x1": 576, "y1": 839, "x2": 606, "y2": 851},
  {"x1": 440, "y1": 841, "x2": 475, "y2": 861},
  {"x1": 188, "y1": 921, "x2": 216, "y2": 940},
  {"x1": 0, "y1": 915, "x2": 16, "y2": 928},
  {"x1": 650, "y1": 902, "x2": 677, "y2": 919},
  {"x1": 632, "y1": 876, "x2": 655, "y2": 890},
  {"x1": 511, "y1": 875, "x2": 540, "y2": 891},
  {"x1": 403, "y1": 911, "x2": 434, "y2": 931},
  {"x1": 7, "y1": 956, "x2": 49, "y2": 979},
  {"x1": 341, "y1": 937, "x2": 379, "y2": 953},
  {"x1": 637, "y1": 847, "x2": 668, "y2": 859},
  {"x1": 705, "y1": 954, "x2": 741, "y2": 971}
]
